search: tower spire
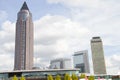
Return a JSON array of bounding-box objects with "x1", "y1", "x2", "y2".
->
[{"x1": 20, "y1": 1, "x2": 29, "y2": 10}]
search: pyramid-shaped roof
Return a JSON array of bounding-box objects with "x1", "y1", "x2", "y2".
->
[{"x1": 20, "y1": 2, "x2": 29, "y2": 11}]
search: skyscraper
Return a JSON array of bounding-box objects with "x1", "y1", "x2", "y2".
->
[
  {"x1": 14, "y1": 2, "x2": 33, "y2": 70},
  {"x1": 91, "y1": 37, "x2": 106, "y2": 74},
  {"x1": 73, "y1": 50, "x2": 90, "y2": 73}
]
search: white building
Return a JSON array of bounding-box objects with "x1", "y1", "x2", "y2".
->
[{"x1": 49, "y1": 58, "x2": 72, "y2": 69}]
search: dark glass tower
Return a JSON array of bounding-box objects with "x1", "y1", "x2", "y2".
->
[{"x1": 14, "y1": 2, "x2": 33, "y2": 70}]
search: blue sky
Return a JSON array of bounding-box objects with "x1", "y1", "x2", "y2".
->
[
  {"x1": 0, "y1": 0, "x2": 69, "y2": 21},
  {"x1": 0, "y1": 0, "x2": 120, "y2": 74}
]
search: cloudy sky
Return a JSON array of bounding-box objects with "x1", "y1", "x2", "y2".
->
[{"x1": 0, "y1": 0, "x2": 120, "y2": 74}]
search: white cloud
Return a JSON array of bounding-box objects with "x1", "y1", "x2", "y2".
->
[
  {"x1": 47, "y1": 0, "x2": 102, "y2": 7},
  {"x1": 0, "y1": 54, "x2": 14, "y2": 71},
  {"x1": 0, "y1": 21, "x2": 15, "y2": 71},
  {"x1": 106, "y1": 54, "x2": 120, "y2": 74},
  {"x1": 0, "y1": 21, "x2": 15, "y2": 58},
  {"x1": 64, "y1": 0, "x2": 120, "y2": 48},
  {"x1": 118, "y1": 71, "x2": 120, "y2": 74},
  {"x1": 3, "y1": 42, "x2": 14, "y2": 53},
  {"x1": 47, "y1": 0, "x2": 120, "y2": 46},
  {"x1": 0, "y1": 21, "x2": 15, "y2": 42},
  {"x1": 34, "y1": 14, "x2": 91, "y2": 67},
  {"x1": 47, "y1": 0, "x2": 120, "y2": 9},
  {"x1": 47, "y1": 0, "x2": 120, "y2": 14}
]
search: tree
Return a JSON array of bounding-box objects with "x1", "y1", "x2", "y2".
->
[
  {"x1": 20, "y1": 76, "x2": 25, "y2": 80},
  {"x1": 12, "y1": 75, "x2": 18, "y2": 80},
  {"x1": 47, "y1": 74, "x2": 53, "y2": 80},
  {"x1": 55, "y1": 75, "x2": 61, "y2": 80},
  {"x1": 71, "y1": 74, "x2": 78, "y2": 80},
  {"x1": 88, "y1": 75, "x2": 94, "y2": 80},
  {"x1": 64, "y1": 73, "x2": 71, "y2": 80},
  {"x1": 80, "y1": 74, "x2": 86, "y2": 79}
]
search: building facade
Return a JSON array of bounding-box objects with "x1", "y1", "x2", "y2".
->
[
  {"x1": 14, "y1": 2, "x2": 33, "y2": 70},
  {"x1": 49, "y1": 58, "x2": 72, "y2": 69},
  {"x1": 73, "y1": 50, "x2": 90, "y2": 73},
  {"x1": 91, "y1": 37, "x2": 106, "y2": 74},
  {"x1": 0, "y1": 69, "x2": 80, "y2": 80}
]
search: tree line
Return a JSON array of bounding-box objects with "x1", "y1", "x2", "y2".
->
[{"x1": 12, "y1": 73, "x2": 95, "y2": 80}]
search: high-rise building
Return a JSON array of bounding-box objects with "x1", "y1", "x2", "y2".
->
[
  {"x1": 73, "y1": 50, "x2": 90, "y2": 73},
  {"x1": 91, "y1": 37, "x2": 106, "y2": 74},
  {"x1": 14, "y1": 2, "x2": 33, "y2": 70},
  {"x1": 49, "y1": 58, "x2": 72, "y2": 69}
]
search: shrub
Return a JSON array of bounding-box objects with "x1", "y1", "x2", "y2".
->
[
  {"x1": 12, "y1": 75, "x2": 18, "y2": 80},
  {"x1": 80, "y1": 74, "x2": 86, "y2": 79},
  {"x1": 20, "y1": 76, "x2": 25, "y2": 80},
  {"x1": 88, "y1": 75, "x2": 94, "y2": 80},
  {"x1": 47, "y1": 74, "x2": 53, "y2": 80},
  {"x1": 55, "y1": 75, "x2": 61, "y2": 80},
  {"x1": 71, "y1": 74, "x2": 78, "y2": 80},
  {"x1": 64, "y1": 73, "x2": 71, "y2": 80}
]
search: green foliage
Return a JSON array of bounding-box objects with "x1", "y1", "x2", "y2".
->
[
  {"x1": 47, "y1": 74, "x2": 53, "y2": 80},
  {"x1": 64, "y1": 73, "x2": 71, "y2": 80},
  {"x1": 20, "y1": 76, "x2": 25, "y2": 80},
  {"x1": 88, "y1": 75, "x2": 94, "y2": 80},
  {"x1": 55, "y1": 75, "x2": 61, "y2": 80},
  {"x1": 12, "y1": 75, "x2": 18, "y2": 80},
  {"x1": 80, "y1": 74, "x2": 86, "y2": 79},
  {"x1": 71, "y1": 74, "x2": 78, "y2": 80}
]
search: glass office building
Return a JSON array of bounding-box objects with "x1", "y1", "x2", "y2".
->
[
  {"x1": 73, "y1": 50, "x2": 90, "y2": 73},
  {"x1": 50, "y1": 58, "x2": 72, "y2": 69}
]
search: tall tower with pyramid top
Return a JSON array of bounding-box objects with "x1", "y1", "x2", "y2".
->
[{"x1": 14, "y1": 2, "x2": 33, "y2": 70}]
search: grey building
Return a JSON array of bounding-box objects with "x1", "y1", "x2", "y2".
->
[
  {"x1": 14, "y1": 2, "x2": 34, "y2": 70},
  {"x1": 73, "y1": 50, "x2": 90, "y2": 73},
  {"x1": 49, "y1": 58, "x2": 72, "y2": 69},
  {"x1": 91, "y1": 37, "x2": 106, "y2": 74}
]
